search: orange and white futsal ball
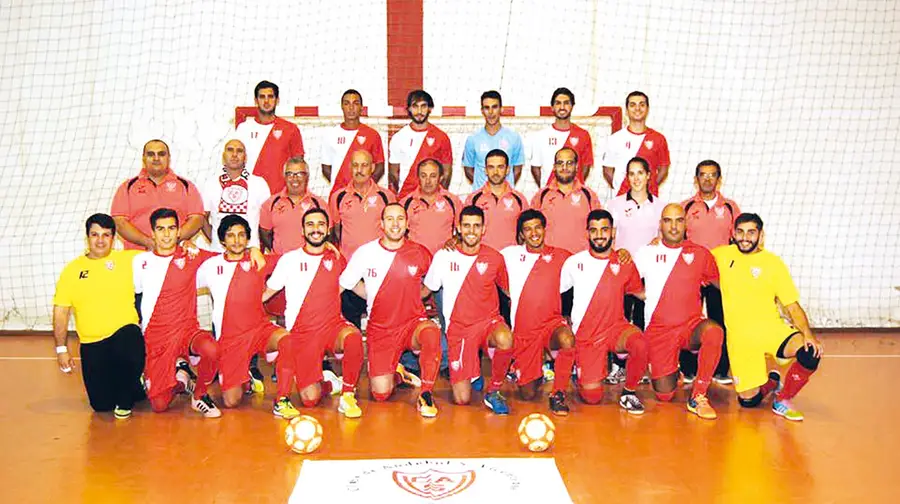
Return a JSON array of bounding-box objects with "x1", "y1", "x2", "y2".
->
[
  {"x1": 517, "y1": 413, "x2": 556, "y2": 452},
  {"x1": 285, "y1": 415, "x2": 323, "y2": 454}
]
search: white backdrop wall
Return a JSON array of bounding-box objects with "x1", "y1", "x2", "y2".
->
[{"x1": 0, "y1": 0, "x2": 897, "y2": 329}]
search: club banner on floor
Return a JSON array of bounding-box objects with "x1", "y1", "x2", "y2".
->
[{"x1": 289, "y1": 457, "x2": 572, "y2": 503}]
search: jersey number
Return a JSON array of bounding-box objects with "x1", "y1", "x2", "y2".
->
[
  {"x1": 337, "y1": 137, "x2": 346, "y2": 145},
  {"x1": 300, "y1": 263, "x2": 308, "y2": 272},
  {"x1": 366, "y1": 268, "x2": 378, "y2": 278},
  {"x1": 656, "y1": 254, "x2": 667, "y2": 263},
  {"x1": 217, "y1": 265, "x2": 223, "y2": 275},
  {"x1": 450, "y1": 262, "x2": 460, "y2": 272},
  {"x1": 251, "y1": 132, "x2": 259, "y2": 139}
]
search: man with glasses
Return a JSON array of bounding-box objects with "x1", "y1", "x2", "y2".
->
[{"x1": 258, "y1": 158, "x2": 327, "y2": 255}]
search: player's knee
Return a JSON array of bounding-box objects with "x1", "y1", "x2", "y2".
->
[
  {"x1": 701, "y1": 324, "x2": 724, "y2": 347},
  {"x1": 578, "y1": 386, "x2": 604, "y2": 405},
  {"x1": 371, "y1": 389, "x2": 392, "y2": 402},
  {"x1": 149, "y1": 395, "x2": 171, "y2": 413},
  {"x1": 518, "y1": 380, "x2": 540, "y2": 401},
  {"x1": 795, "y1": 345, "x2": 820, "y2": 371},
  {"x1": 737, "y1": 391, "x2": 763, "y2": 408},
  {"x1": 418, "y1": 326, "x2": 441, "y2": 350},
  {"x1": 223, "y1": 396, "x2": 242, "y2": 409},
  {"x1": 453, "y1": 390, "x2": 472, "y2": 405},
  {"x1": 655, "y1": 390, "x2": 676, "y2": 402}
]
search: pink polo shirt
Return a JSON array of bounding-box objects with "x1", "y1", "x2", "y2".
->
[
  {"x1": 402, "y1": 188, "x2": 463, "y2": 255},
  {"x1": 258, "y1": 189, "x2": 328, "y2": 254},
  {"x1": 530, "y1": 179, "x2": 601, "y2": 253},
  {"x1": 681, "y1": 192, "x2": 741, "y2": 251},
  {"x1": 110, "y1": 170, "x2": 204, "y2": 249},
  {"x1": 606, "y1": 193, "x2": 666, "y2": 256}
]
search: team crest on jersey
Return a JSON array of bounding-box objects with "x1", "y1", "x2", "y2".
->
[
  {"x1": 165, "y1": 181, "x2": 177, "y2": 192},
  {"x1": 751, "y1": 267, "x2": 762, "y2": 278},
  {"x1": 610, "y1": 263, "x2": 620, "y2": 275},
  {"x1": 240, "y1": 261, "x2": 250, "y2": 272},
  {"x1": 503, "y1": 198, "x2": 514, "y2": 210},
  {"x1": 357, "y1": 135, "x2": 366, "y2": 145},
  {"x1": 105, "y1": 260, "x2": 115, "y2": 270},
  {"x1": 301, "y1": 201, "x2": 311, "y2": 211},
  {"x1": 682, "y1": 253, "x2": 694, "y2": 265},
  {"x1": 571, "y1": 193, "x2": 582, "y2": 205},
  {"x1": 714, "y1": 206, "x2": 726, "y2": 218},
  {"x1": 407, "y1": 265, "x2": 418, "y2": 276},
  {"x1": 450, "y1": 360, "x2": 461, "y2": 371},
  {"x1": 323, "y1": 259, "x2": 333, "y2": 271},
  {"x1": 435, "y1": 200, "x2": 446, "y2": 211},
  {"x1": 542, "y1": 254, "x2": 552, "y2": 263},
  {"x1": 475, "y1": 262, "x2": 488, "y2": 275},
  {"x1": 624, "y1": 207, "x2": 633, "y2": 216},
  {"x1": 174, "y1": 257, "x2": 186, "y2": 269},
  {"x1": 644, "y1": 140, "x2": 654, "y2": 150},
  {"x1": 426, "y1": 136, "x2": 435, "y2": 146},
  {"x1": 367, "y1": 196, "x2": 377, "y2": 206},
  {"x1": 569, "y1": 137, "x2": 579, "y2": 147},
  {"x1": 273, "y1": 129, "x2": 282, "y2": 139}
]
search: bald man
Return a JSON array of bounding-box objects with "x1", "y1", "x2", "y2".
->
[
  {"x1": 200, "y1": 139, "x2": 271, "y2": 252},
  {"x1": 633, "y1": 203, "x2": 724, "y2": 420}
]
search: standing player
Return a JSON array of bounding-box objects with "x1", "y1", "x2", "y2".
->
[
  {"x1": 111, "y1": 139, "x2": 205, "y2": 250},
  {"x1": 201, "y1": 139, "x2": 271, "y2": 252},
  {"x1": 402, "y1": 158, "x2": 462, "y2": 255},
  {"x1": 530, "y1": 147, "x2": 601, "y2": 254},
  {"x1": 264, "y1": 208, "x2": 365, "y2": 419},
  {"x1": 601, "y1": 91, "x2": 670, "y2": 197},
  {"x1": 634, "y1": 203, "x2": 724, "y2": 420},
  {"x1": 501, "y1": 209, "x2": 576, "y2": 415},
  {"x1": 463, "y1": 90, "x2": 525, "y2": 190},
  {"x1": 465, "y1": 149, "x2": 529, "y2": 251},
  {"x1": 713, "y1": 214, "x2": 823, "y2": 421},
  {"x1": 529, "y1": 88, "x2": 595, "y2": 188},
  {"x1": 197, "y1": 215, "x2": 303, "y2": 418},
  {"x1": 259, "y1": 158, "x2": 328, "y2": 255},
  {"x1": 424, "y1": 206, "x2": 514, "y2": 414},
  {"x1": 235, "y1": 80, "x2": 305, "y2": 194},
  {"x1": 338, "y1": 204, "x2": 442, "y2": 417},
  {"x1": 389, "y1": 90, "x2": 453, "y2": 198},
  {"x1": 560, "y1": 210, "x2": 649, "y2": 414},
  {"x1": 321, "y1": 89, "x2": 386, "y2": 196}
]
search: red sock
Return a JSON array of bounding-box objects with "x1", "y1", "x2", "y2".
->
[
  {"x1": 275, "y1": 336, "x2": 296, "y2": 398},
  {"x1": 552, "y1": 348, "x2": 575, "y2": 393},
  {"x1": 417, "y1": 325, "x2": 441, "y2": 393},
  {"x1": 624, "y1": 333, "x2": 649, "y2": 390},
  {"x1": 776, "y1": 361, "x2": 814, "y2": 401},
  {"x1": 691, "y1": 325, "x2": 723, "y2": 397},
  {"x1": 489, "y1": 348, "x2": 514, "y2": 393},
  {"x1": 760, "y1": 374, "x2": 779, "y2": 397},
  {"x1": 190, "y1": 332, "x2": 218, "y2": 398},
  {"x1": 341, "y1": 330, "x2": 363, "y2": 393}
]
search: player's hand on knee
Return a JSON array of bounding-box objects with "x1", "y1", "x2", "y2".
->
[{"x1": 802, "y1": 333, "x2": 824, "y2": 358}]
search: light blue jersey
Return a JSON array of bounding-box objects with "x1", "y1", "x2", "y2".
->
[{"x1": 462, "y1": 126, "x2": 525, "y2": 190}]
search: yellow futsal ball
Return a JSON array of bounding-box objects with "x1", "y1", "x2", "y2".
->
[
  {"x1": 518, "y1": 413, "x2": 556, "y2": 452},
  {"x1": 284, "y1": 415, "x2": 323, "y2": 454}
]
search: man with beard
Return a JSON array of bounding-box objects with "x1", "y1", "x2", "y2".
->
[
  {"x1": 633, "y1": 203, "x2": 723, "y2": 420},
  {"x1": 338, "y1": 204, "x2": 442, "y2": 417},
  {"x1": 463, "y1": 90, "x2": 525, "y2": 189},
  {"x1": 235, "y1": 80, "x2": 305, "y2": 193},
  {"x1": 465, "y1": 149, "x2": 529, "y2": 252},
  {"x1": 529, "y1": 88, "x2": 595, "y2": 188},
  {"x1": 389, "y1": 90, "x2": 453, "y2": 198},
  {"x1": 602, "y1": 91, "x2": 670, "y2": 197},
  {"x1": 560, "y1": 210, "x2": 649, "y2": 414},
  {"x1": 264, "y1": 209, "x2": 365, "y2": 419},
  {"x1": 712, "y1": 213, "x2": 823, "y2": 421},
  {"x1": 321, "y1": 89, "x2": 386, "y2": 196},
  {"x1": 423, "y1": 206, "x2": 514, "y2": 414}
]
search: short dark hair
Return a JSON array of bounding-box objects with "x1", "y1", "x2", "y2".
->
[
  {"x1": 416, "y1": 158, "x2": 443, "y2": 177},
  {"x1": 149, "y1": 208, "x2": 179, "y2": 229},
  {"x1": 407, "y1": 89, "x2": 434, "y2": 109},
  {"x1": 302, "y1": 207, "x2": 330, "y2": 227},
  {"x1": 380, "y1": 202, "x2": 406, "y2": 220},
  {"x1": 734, "y1": 213, "x2": 764, "y2": 231},
  {"x1": 485, "y1": 148, "x2": 509, "y2": 166},
  {"x1": 481, "y1": 90, "x2": 502, "y2": 107},
  {"x1": 254, "y1": 80, "x2": 279, "y2": 99},
  {"x1": 627, "y1": 156, "x2": 650, "y2": 174},
  {"x1": 458, "y1": 205, "x2": 484, "y2": 224},
  {"x1": 218, "y1": 214, "x2": 251, "y2": 243},
  {"x1": 551, "y1": 87, "x2": 575, "y2": 106},
  {"x1": 516, "y1": 209, "x2": 547, "y2": 240},
  {"x1": 695, "y1": 159, "x2": 722, "y2": 178},
  {"x1": 555, "y1": 147, "x2": 579, "y2": 165},
  {"x1": 342, "y1": 89, "x2": 363, "y2": 105},
  {"x1": 85, "y1": 213, "x2": 115, "y2": 237},
  {"x1": 586, "y1": 209, "x2": 614, "y2": 229},
  {"x1": 143, "y1": 138, "x2": 170, "y2": 155},
  {"x1": 626, "y1": 91, "x2": 649, "y2": 107}
]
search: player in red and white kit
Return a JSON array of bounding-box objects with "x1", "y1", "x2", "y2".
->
[
  {"x1": 321, "y1": 89, "x2": 386, "y2": 196},
  {"x1": 338, "y1": 204, "x2": 442, "y2": 417},
  {"x1": 500, "y1": 209, "x2": 576, "y2": 415},
  {"x1": 197, "y1": 214, "x2": 304, "y2": 419},
  {"x1": 560, "y1": 209, "x2": 649, "y2": 414},
  {"x1": 424, "y1": 205, "x2": 514, "y2": 414},
  {"x1": 529, "y1": 88, "x2": 595, "y2": 188},
  {"x1": 602, "y1": 91, "x2": 670, "y2": 197},
  {"x1": 264, "y1": 208, "x2": 365, "y2": 419},
  {"x1": 133, "y1": 208, "x2": 222, "y2": 418},
  {"x1": 235, "y1": 80, "x2": 305, "y2": 194},
  {"x1": 633, "y1": 203, "x2": 724, "y2": 420},
  {"x1": 389, "y1": 90, "x2": 453, "y2": 198}
]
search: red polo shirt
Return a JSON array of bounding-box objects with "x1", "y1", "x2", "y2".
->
[
  {"x1": 531, "y1": 179, "x2": 601, "y2": 253},
  {"x1": 465, "y1": 182, "x2": 528, "y2": 251},
  {"x1": 402, "y1": 188, "x2": 463, "y2": 255},
  {"x1": 110, "y1": 170, "x2": 204, "y2": 249},
  {"x1": 681, "y1": 191, "x2": 741, "y2": 251},
  {"x1": 258, "y1": 189, "x2": 328, "y2": 254},
  {"x1": 329, "y1": 180, "x2": 395, "y2": 258}
]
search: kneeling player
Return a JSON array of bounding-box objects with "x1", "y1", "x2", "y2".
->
[
  {"x1": 713, "y1": 213, "x2": 823, "y2": 421},
  {"x1": 501, "y1": 209, "x2": 576, "y2": 415},
  {"x1": 264, "y1": 209, "x2": 365, "y2": 418},
  {"x1": 634, "y1": 203, "x2": 724, "y2": 420},
  {"x1": 197, "y1": 215, "x2": 303, "y2": 418},
  {"x1": 339, "y1": 204, "x2": 442, "y2": 417},
  {"x1": 561, "y1": 210, "x2": 649, "y2": 414},
  {"x1": 424, "y1": 206, "x2": 514, "y2": 414}
]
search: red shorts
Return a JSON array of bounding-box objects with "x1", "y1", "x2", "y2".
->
[
  {"x1": 512, "y1": 316, "x2": 567, "y2": 385},
  {"x1": 218, "y1": 323, "x2": 280, "y2": 391},
  {"x1": 264, "y1": 290, "x2": 286, "y2": 317},
  {"x1": 293, "y1": 317, "x2": 357, "y2": 391},
  {"x1": 447, "y1": 316, "x2": 506, "y2": 385},
  {"x1": 575, "y1": 320, "x2": 635, "y2": 386},
  {"x1": 644, "y1": 316, "x2": 704, "y2": 379},
  {"x1": 143, "y1": 326, "x2": 210, "y2": 399},
  {"x1": 366, "y1": 317, "x2": 431, "y2": 379}
]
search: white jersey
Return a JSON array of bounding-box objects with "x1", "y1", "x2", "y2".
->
[
  {"x1": 200, "y1": 172, "x2": 271, "y2": 251},
  {"x1": 234, "y1": 120, "x2": 274, "y2": 177},
  {"x1": 196, "y1": 254, "x2": 256, "y2": 337}
]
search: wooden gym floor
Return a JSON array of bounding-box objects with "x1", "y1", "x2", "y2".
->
[{"x1": 0, "y1": 332, "x2": 898, "y2": 503}]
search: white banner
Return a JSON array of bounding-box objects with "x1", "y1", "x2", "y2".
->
[{"x1": 289, "y1": 457, "x2": 572, "y2": 503}]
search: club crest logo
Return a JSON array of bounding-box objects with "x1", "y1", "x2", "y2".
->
[
  {"x1": 367, "y1": 196, "x2": 378, "y2": 206},
  {"x1": 223, "y1": 185, "x2": 248, "y2": 204},
  {"x1": 392, "y1": 469, "x2": 476, "y2": 501},
  {"x1": 357, "y1": 135, "x2": 366, "y2": 145},
  {"x1": 644, "y1": 140, "x2": 654, "y2": 150},
  {"x1": 571, "y1": 193, "x2": 581, "y2": 205},
  {"x1": 165, "y1": 181, "x2": 177, "y2": 192},
  {"x1": 542, "y1": 254, "x2": 552, "y2": 263},
  {"x1": 273, "y1": 129, "x2": 282, "y2": 140},
  {"x1": 323, "y1": 259, "x2": 333, "y2": 271},
  {"x1": 475, "y1": 262, "x2": 488, "y2": 275},
  {"x1": 240, "y1": 261, "x2": 250, "y2": 272},
  {"x1": 503, "y1": 198, "x2": 514, "y2": 210},
  {"x1": 500, "y1": 139, "x2": 509, "y2": 149},
  {"x1": 610, "y1": 263, "x2": 620, "y2": 275},
  {"x1": 407, "y1": 265, "x2": 418, "y2": 276},
  {"x1": 435, "y1": 200, "x2": 446, "y2": 211},
  {"x1": 682, "y1": 253, "x2": 694, "y2": 265},
  {"x1": 105, "y1": 260, "x2": 115, "y2": 271},
  {"x1": 174, "y1": 257, "x2": 186, "y2": 269},
  {"x1": 714, "y1": 206, "x2": 726, "y2": 218},
  {"x1": 301, "y1": 202, "x2": 311, "y2": 211},
  {"x1": 751, "y1": 267, "x2": 762, "y2": 278},
  {"x1": 426, "y1": 136, "x2": 435, "y2": 147},
  {"x1": 569, "y1": 137, "x2": 579, "y2": 146}
]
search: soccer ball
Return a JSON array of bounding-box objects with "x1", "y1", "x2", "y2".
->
[
  {"x1": 517, "y1": 413, "x2": 556, "y2": 452},
  {"x1": 284, "y1": 415, "x2": 323, "y2": 454}
]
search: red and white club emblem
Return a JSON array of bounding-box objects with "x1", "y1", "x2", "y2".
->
[
  {"x1": 174, "y1": 258, "x2": 186, "y2": 269},
  {"x1": 571, "y1": 193, "x2": 581, "y2": 204},
  {"x1": 165, "y1": 181, "x2": 177, "y2": 192},
  {"x1": 542, "y1": 254, "x2": 552, "y2": 263},
  {"x1": 392, "y1": 469, "x2": 476, "y2": 501},
  {"x1": 682, "y1": 253, "x2": 694, "y2": 265},
  {"x1": 610, "y1": 263, "x2": 620, "y2": 275},
  {"x1": 367, "y1": 196, "x2": 377, "y2": 206},
  {"x1": 569, "y1": 136, "x2": 579, "y2": 146},
  {"x1": 105, "y1": 260, "x2": 115, "y2": 270},
  {"x1": 426, "y1": 136, "x2": 435, "y2": 147},
  {"x1": 435, "y1": 200, "x2": 446, "y2": 211},
  {"x1": 475, "y1": 262, "x2": 488, "y2": 275},
  {"x1": 503, "y1": 199, "x2": 514, "y2": 210},
  {"x1": 240, "y1": 261, "x2": 250, "y2": 272},
  {"x1": 356, "y1": 135, "x2": 366, "y2": 145},
  {"x1": 273, "y1": 129, "x2": 282, "y2": 140},
  {"x1": 323, "y1": 259, "x2": 333, "y2": 271},
  {"x1": 644, "y1": 140, "x2": 654, "y2": 150},
  {"x1": 407, "y1": 265, "x2": 418, "y2": 276},
  {"x1": 223, "y1": 186, "x2": 248, "y2": 204}
]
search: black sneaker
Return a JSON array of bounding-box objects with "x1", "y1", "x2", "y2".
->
[
  {"x1": 618, "y1": 392, "x2": 645, "y2": 415},
  {"x1": 549, "y1": 391, "x2": 570, "y2": 416}
]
